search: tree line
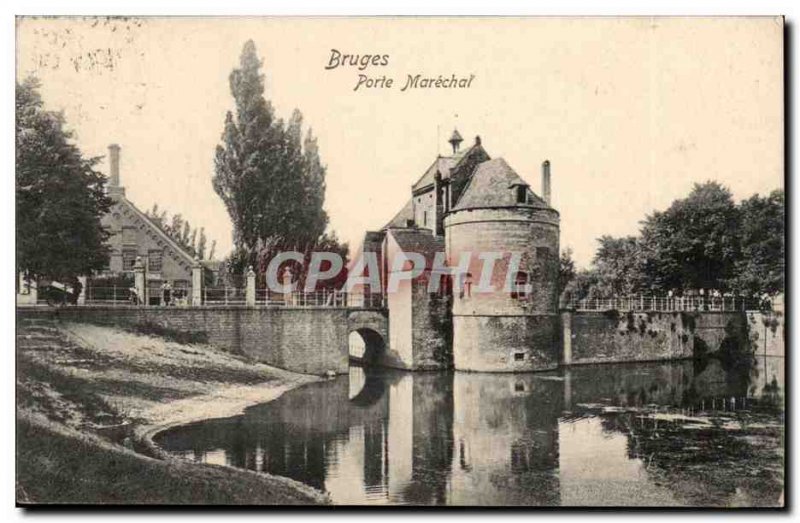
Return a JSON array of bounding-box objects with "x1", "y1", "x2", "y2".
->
[
  {"x1": 143, "y1": 203, "x2": 216, "y2": 261},
  {"x1": 560, "y1": 181, "x2": 784, "y2": 302}
]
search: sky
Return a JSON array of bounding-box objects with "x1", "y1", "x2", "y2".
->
[{"x1": 16, "y1": 16, "x2": 783, "y2": 268}]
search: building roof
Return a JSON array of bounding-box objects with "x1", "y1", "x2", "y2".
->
[
  {"x1": 411, "y1": 143, "x2": 477, "y2": 192},
  {"x1": 387, "y1": 228, "x2": 445, "y2": 268},
  {"x1": 382, "y1": 197, "x2": 415, "y2": 230},
  {"x1": 452, "y1": 157, "x2": 549, "y2": 211},
  {"x1": 114, "y1": 195, "x2": 198, "y2": 267}
]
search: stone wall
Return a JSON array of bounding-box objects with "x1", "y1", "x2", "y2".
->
[
  {"x1": 564, "y1": 310, "x2": 749, "y2": 365},
  {"x1": 19, "y1": 306, "x2": 350, "y2": 375},
  {"x1": 445, "y1": 207, "x2": 560, "y2": 372},
  {"x1": 411, "y1": 275, "x2": 453, "y2": 370},
  {"x1": 453, "y1": 314, "x2": 560, "y2": 372}
]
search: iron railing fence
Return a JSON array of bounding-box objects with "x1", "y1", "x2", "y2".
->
[
  {"x1": 254, "y1": 289, "x2": 385, "y2": 309},
  {"x1": 203, "y1": 286, "x2": 246, "y2": 306},
  {"x1": 84, "y1": 285, "x2": 136, "y2": 305},
  {"x1": 82, "y1": 286, "x2": 193, "y2": 306},
  {"x1": 568, "y1": 296, "x2": 764, "y2": 313}
]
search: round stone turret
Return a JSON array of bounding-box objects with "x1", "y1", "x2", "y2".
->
[{"x1": 444, "y1": 158, "x2": 560, "y2": 372}]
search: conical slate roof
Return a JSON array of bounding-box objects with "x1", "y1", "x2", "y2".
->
[{"x1": 452, "y1": 158, "x2": 549, "y2": 211}]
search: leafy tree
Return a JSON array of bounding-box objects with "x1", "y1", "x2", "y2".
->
[
  {"x1": 558, "y1": 248, "x2": 576, "y2": 297},
  {"x1": 563, "y1": 268, "x2": 603, "y2": 303},
  {"x1": 16, "y1": 77, "x2": 111, "y2": 295},
  {"x1": 302, "y1": 128, "x2": 329, "y2": 238},
  {"x1": 148, "y1": 203, "x2": 163, "y2": 227},
  {"x1": 143, "y1": 206, "x2": 215, "y2": 260},
  {"x1": 189, "y1": 229, "x2": 197, "y2": 255},
  {"x1": 181, "y1": 221, "x2": 191, "y2": 247},
  {"x1": 640, "y1": 181, "x2": 740, "y2": 293},
  {"x1": 196, "y1": 228, "x2": 207, "y2": 259},
  {"x1": 730, "y1": 190, "x2": 784, "y2": 296},
  {"x1": 170, "y1": 213, "x2": 184, "y2": 239},
  {"x1": 592, "y1": 235, "x2": 646, "y2": 296},
  {"x1": 213, "y1": 40, "x2": 343, "y2": 279}
]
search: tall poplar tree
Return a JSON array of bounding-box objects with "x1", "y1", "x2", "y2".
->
[{"x1": 213, "y1": 40, "x2": 335, "y2": 274}]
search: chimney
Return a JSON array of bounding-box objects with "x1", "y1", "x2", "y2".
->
[
  {"x1": 542, "y1": 160, "x2": 551, "y2": 206},
  {"x1": 108, "y1": 144, "x2": 121, "y2": 187}
]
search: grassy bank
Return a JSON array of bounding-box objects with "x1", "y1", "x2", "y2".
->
[{"x1": 16, "y1": 317, "x2": 326, "y2": 505}]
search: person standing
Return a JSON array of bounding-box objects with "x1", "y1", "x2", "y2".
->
[{"x1": 161, "y1": 281, "x2": 172, "y2": 306}]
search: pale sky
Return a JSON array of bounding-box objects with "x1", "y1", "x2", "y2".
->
[{"x1": 16, "y1": 17, "x2": 783, "y2": 267}]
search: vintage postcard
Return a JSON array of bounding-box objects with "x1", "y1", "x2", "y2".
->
[{"x1": 15, "y1": 16, "x2": 785, "y2": 507}]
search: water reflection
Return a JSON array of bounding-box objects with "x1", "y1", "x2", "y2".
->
[{"x1": 155, "y1": 356, "x2": 784, "y2": 507}]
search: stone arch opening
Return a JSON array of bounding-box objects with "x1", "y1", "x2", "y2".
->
[
  {"x1": 347, "y1": 365, "x2": 389, "y2": 407},
  {"x1": 349, "y1": 328, "x2": 387, "y2": 367}
]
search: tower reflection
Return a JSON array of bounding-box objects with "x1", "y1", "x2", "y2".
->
[{"x1": 155, "y1": 356, "x2": 783, "y2": 506}]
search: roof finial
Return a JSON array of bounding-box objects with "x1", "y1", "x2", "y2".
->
[{"x1": 448, "y1": 129, "x2": 464, "y2": 154}]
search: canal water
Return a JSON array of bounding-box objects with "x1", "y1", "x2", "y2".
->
[{"x1": 155, "y1": 356, "x2": 784, "y2": 507}]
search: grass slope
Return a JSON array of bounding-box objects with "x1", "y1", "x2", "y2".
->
[{"x1": 16, "y1": 317, "x2": 326, "y2": 505}]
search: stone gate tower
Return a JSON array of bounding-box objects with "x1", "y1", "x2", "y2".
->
[
  {"x1": 444, "y1": 158, "x2": 560, "y2": 372},
  {"x1": 361, "y1": 132, "x2": 560, "y2": 372}
]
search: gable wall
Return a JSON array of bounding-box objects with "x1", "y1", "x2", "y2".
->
[{"x1": 101, "y1": 199, "x2": 194, "y2": 284}]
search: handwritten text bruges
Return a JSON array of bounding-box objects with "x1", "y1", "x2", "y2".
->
[{"x1": 324, "y1": 49, "x2": 475, "y2": 92}]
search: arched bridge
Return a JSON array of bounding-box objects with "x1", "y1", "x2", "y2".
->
[{"x1": 347, "y1": 309, "x2": 389, "y2": 367}]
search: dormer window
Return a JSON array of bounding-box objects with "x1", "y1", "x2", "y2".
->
[{"x1": 515, "y1": 185, "x2": 527, "y2": 204}]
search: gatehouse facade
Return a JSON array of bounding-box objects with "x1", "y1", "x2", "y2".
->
[{"x1": 359, "y1": 131, "x2": 561, "y2": 372}]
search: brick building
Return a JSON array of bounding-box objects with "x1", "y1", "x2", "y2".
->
[
  {"x1": 360, "y1": 131, "x2": 560, "y2": 372},
  {"x1": 97, "y1": 144, "x2": 201, "y2": 305}
]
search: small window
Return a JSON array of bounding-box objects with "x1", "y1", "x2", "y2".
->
[
  {"x1": 462, "y1": 272, "x2": 473, "y2": 298},
  {"x1": 514, "y1": 352, "x2": 526, "y2": 362},
  {"x1": 511, "y1": 271, "x2": 529, "y2": 300},
  {"x1": 514, "y1": 381, "x2": 526, "y2": 391},
  {"x1": 173, "y1": 280, "x2": 190, "y2": 299},
  {"x1": 515, "y1": 185, "x2": 527, "y2": 204},
  {"x1": 437, "y1": 274, "x2": 453, "y2": 298},
  {"x1": 122, "y1": 249, "x2": 138, "y2": 271},
  {"x1": 148, "y1": 250, "x2": 163, "y2": 273},
  {"x1": 423, "y1": 210, "x2": 428, "y2": 226}
]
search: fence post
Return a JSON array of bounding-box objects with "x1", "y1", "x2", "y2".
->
[
  {"x1": 77, "y1": 276, "x2": 87, "y2": 305},
  {"x1": 245, "y1": 266, "x2": 256, "y2": 307},
  {"x1": 192, "y1": 258, "x2": 203, "y2": 306},
  {"x1": 134, "y1": 257, "x2": 147, "y2": 306}
]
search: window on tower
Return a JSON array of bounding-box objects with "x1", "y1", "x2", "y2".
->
[{"x1": 511, "y1": 271, "x2": 530, "y2": 300}]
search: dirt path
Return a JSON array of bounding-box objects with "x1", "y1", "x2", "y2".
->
[{"x1": 16, "y1": 317, "x2": 327, "y2": 505}]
